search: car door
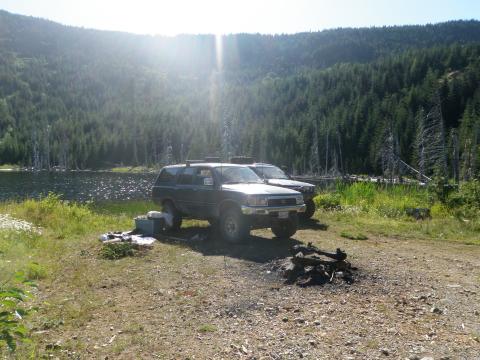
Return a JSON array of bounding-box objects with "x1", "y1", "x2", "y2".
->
[
  {"x1": 175, "y1": 167, "x2": 197, "y2": 214},
  {"x1": 192, "y1": 167, "x2": 217, "y2": 218}
]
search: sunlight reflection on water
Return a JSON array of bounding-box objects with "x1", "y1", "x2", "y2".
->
[{"x1": 0, "y1": 171, "x2": 156, "y2": 202}]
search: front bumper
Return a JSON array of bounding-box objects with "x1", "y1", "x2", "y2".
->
[{"x1": 241, "y1": 204, "x2": 306, "y2": 215}]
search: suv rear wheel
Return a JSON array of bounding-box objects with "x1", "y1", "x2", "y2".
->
[
  {"x1": 220, "y1": 207, "x2": 249, "y2": 243},
  {"x1": 271, "y1": 213, "x2": 298, "y2": 239},
  {"x1": 163, "y1": 201, "x2": 182, "y2": 231}
]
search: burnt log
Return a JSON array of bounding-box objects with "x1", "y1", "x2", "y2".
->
[
  {"x1": 290, "y1": 243, "x2": 347, "y2": 261},
  {"x1": 291, "y1": 253, "x2": 344, "y2": 268},
  {"x1": 281, "y1": 243, "x2": 355, "y2": 286}
]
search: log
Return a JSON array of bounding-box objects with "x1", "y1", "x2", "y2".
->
[
  {"x1": 282, "y1": 243, "x2": 355, "y2": 286},
  {"x1": 290, "y1": 243, "x2": 347, "y2": 261},
  {"x1": 291, "y1": 253, "x2": 343, "y2": 268}
]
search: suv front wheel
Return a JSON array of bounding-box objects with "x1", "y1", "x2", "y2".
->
[
  {"x1": 219, "y1": 207, "x2": 249, "y2": 243},
  {"x1": 271, "y1": 213, "x2": 298, "y2": 239},
  {"x1": 301, "y1": 199, "x2": 316, "y2": 219}
]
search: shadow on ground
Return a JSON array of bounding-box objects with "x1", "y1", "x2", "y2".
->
[
  {"x1": 298, "y1": 218, "x2": 329, "y2": 231},
  {"x1": 156, "y1": 226, "x2": 303, "y2": 263}
]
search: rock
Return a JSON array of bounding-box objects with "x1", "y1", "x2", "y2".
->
[
  {"x1": 313, "y1": 320, "x2": 321, "y2": 326},
  {"x1": 294, "y1": 317, "x2": 305, "y2": 323},
  {"x1": 430, "y1": 306, "x2": 443, "y2": 314},
  {"x1": 45, "y1": 342, "x2": 62, "y2": 351},
  {"x1": 380, "y1": 348, "x2": 390, "y2": 356},
  {"x1": 420, "y1": 357, "x2": 434, "y2": 360},
  {"x1": 282, "y1": 317, "x2": 289, "y2": 322}
]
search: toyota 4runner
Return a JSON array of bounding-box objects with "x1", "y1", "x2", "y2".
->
[
  {"x1": 152, "y1": 162, "x2": 306, "y2": 242},
  {"x1": 247, "y1": 163, "x2": 317, "y2": 219}
]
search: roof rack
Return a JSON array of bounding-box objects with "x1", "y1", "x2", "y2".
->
[
  {"x1": 185, "y1": 160, "x2": 204, "y2": 166},
  {"x1": 204, "y1": 156, "x2": 221, "y2": 162},
  {"x1": 230, "y1": 156, "x2": 254, "y2": 164}
]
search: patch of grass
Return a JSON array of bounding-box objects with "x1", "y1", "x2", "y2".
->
[
  {"x1": 198, "y1": 324, "x2": 217, "y2": 333},
  {"x1": 25, "y1": 262, "x2": 47, "y2": 280},
  {"x1": 312, "y1": 181, "x2": 480, "y2": 245},
  {"x1": 340, "y1": 231, "x2": 368, "y2": 240},
  {"x1": 90, "y1": 200, "x2": 153, "y2": 217},
  {"x1": 100, "y1": 242, "x2": 136, "y2": 260}
]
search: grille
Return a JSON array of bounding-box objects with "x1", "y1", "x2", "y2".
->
[{"x1": 268, "y1": 198, "x2": 296, "y2": 207}]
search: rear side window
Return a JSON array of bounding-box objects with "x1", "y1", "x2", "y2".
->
[
  {"x1": 194, "y1": 168, "x2": 214, "y2": 185},
  {"x1": 155, "y1": 167, "x2": 179, "y2": 185},
  {"x1": 177, "y1": 167, "x2": 196, "y2": 185}
]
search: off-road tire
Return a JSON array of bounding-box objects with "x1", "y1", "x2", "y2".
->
[
  {"x1": 219, "y1": 207, "x2": 249, "y2": 243},
  {"x1": 271, "y1": 213, "x2": 298, "y2": 239},
  {"x1": 301, "y1": 199, "x2": 316, "y2": 220},
  {"x1": 162, "y1": 200, "x2": 182, "y2": 231}
]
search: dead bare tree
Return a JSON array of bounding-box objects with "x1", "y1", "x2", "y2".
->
[
  {"x1": 378, "y1": 118, "x2": 400, "y2": 182},
  {"x1": 309, "y1": 119, "x2": 320, "y2": 175},
  {"x1": 31, "y1": 128, "x2": 41, "y2": 170},
  {"x1": 451, "y1": 129, "x2": 460, "y2": 183},
  {"x1": 461, "y1": 121, "x2": 479, "y2": 180},
  {"x1": 336, "y1": 127, "x2": 344, "y2": 175},
  {"x1": 415, "y1": 93, "x2": 448, "y2": 178},
  {"x1": 324, "y1": 128, "x2": 329, "y2": 176}
]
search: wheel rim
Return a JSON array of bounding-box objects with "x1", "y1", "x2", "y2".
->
[{"x1": 224, "y1": 216, "x2": 237, "y2": 236}]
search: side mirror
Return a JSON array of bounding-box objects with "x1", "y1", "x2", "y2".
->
[{"x1": 203, "y1": 177, "x2": 214, "y2": 186}]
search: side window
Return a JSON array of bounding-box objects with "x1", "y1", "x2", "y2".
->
[
  {"x1": 177, "y1": 167, "x2": 196, "y2": 185},
  {"x1": 155, "y1": 167, "x2": 179, "y2": 185},
  {"x1": 194, "y1": 168, "x2": 214, "y2": 186},
  {"x1": 250, "y1": 167, "x2": 261, "y2": 177}
]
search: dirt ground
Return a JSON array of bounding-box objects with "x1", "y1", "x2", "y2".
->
[{"x1": 32, "y1": 219, "x2": 480, "y2": 360}]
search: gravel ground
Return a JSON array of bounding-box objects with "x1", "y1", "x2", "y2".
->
[{"x1": 31, "y1": 225, "x2": 480, "y2": 359}]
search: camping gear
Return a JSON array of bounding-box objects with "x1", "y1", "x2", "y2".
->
[{"x1": 134, "y1": 216, "x2": 165, "y2": 236}]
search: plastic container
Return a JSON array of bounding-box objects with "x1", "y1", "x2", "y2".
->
[{"x1": 134, "y1": 217, "x2": 165, "y2": 236}]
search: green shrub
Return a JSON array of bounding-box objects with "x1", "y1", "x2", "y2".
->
[
  {"x1": 25, "y1": 262, "x2": 47, "y2": 280},
  {"x1": 0, "y1": 273, "x2": 35, "y2": 352},
  {"x1": 340, "y1": 231, "x2": 368, "y2": 240},
  {"x1": 446, "y1": 180, "x2": 480, "y2": 219},
  {"x1": 100, "y1": 243, "x2": 136, "y2": 260},
  {"x1": 24, "y1": 262, "x2": 47, "y2": 280},
  {"x1": 314, "y1": 193, "x2": 341, "y2": 210}
]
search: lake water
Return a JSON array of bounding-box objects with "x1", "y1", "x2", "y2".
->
[{"x1": 0, "y1": 171, "x2": 157, "y2": 202}]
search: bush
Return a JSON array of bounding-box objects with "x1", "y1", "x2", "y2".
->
[
  {"x1": 314, "y1": 193, "x2": 341, "y2": 210},
  {"x1": 446, "y1": 180, "x2": 480, "y2": 219},
  {"x1": 24, "y1": 262, "x2": 47, "y2": 280},
  {"x1": 0, "y1": 273, "x2": 35, "y2": 352},
  {"x1": 100, "y1": 243, "x2": 136, "y2": 260}
]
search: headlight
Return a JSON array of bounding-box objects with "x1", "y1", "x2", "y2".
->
[
  {"x1": 247, "y1": 195, "x2": 268, "y2": 206},
  {"x1": 295, "y1": 195, "x2": 304, "y2": 204}
]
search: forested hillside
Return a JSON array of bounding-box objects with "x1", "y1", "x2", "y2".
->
[{"x1": 0, "y1": 10, "x2": 479, "y2": 178}]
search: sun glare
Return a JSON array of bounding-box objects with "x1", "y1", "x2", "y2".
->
[{"x1": 215, "y1": 34, "x2": 223, "y2": 71}]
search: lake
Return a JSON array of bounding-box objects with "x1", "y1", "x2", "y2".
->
[{"x1": 0, "y1": 171, "x2": 157, "y2": 202}]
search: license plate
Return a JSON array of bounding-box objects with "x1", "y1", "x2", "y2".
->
[{"x1": 278, "y1": 211, "x2": 288, "y2": 219}]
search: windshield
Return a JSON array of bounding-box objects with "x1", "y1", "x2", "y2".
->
[
  {"x1": 215, "y1": 166, "x2": 263, "y2": 184},
  {"x1": 254, "y1": 166, "x2": 289, "y2": 180}
]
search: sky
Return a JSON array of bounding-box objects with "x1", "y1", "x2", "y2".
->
[{"x1": 0, "y1": 0, "x2": 479, "y2": 36}]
